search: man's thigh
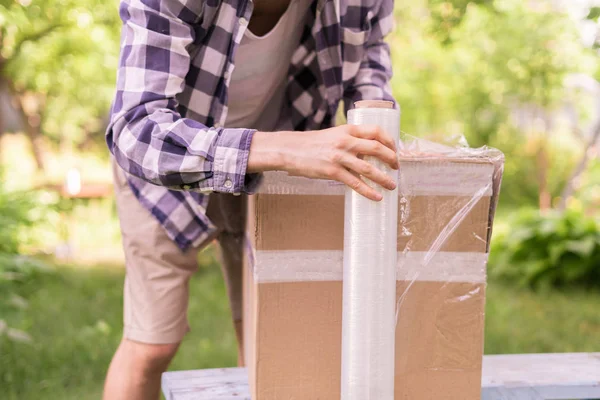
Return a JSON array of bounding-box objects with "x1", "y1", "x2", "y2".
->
[{"x1": 112, "y1": 161, "x2": 200, "y2": 344}]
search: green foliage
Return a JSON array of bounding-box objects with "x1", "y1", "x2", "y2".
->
[
  {"x1": 490, "y1": 208, "x2": 600, "y2": 289},
  {"x1": 0, "y1": 186, "x2": 35, "y2": 255},
  {"x1": 390, "y1": 0, "x2": 598, "y2": 210},
  {"x1": 491, "y1": 126, "x2": 581, "y2": 207},
  {"x1": 427, "y1": 0, "x2": 493, "y2": 45},
  {"x1": 587, "y1": 6, "x2": 600, "y2": 21},
  {"x1": 0, "y1": 0, "x2": 597, "y2": 209},
  {"x1": 0, "y1": 0, "x2": 121, "y2": 146},
  {"x1": 0, "y1": 254, "x2": 50, "y2": 284},
  {"x1": 576, "y1": 158, "x2": 600, "y2": 211},
  {"x1": 392, "y1": 0, "x2": 597, "y2": 144},
  {"x1": 0, "y1": 258, "x2": 236, "y2": 399},
  {"x1": 0, "y1": 173, "x2": 55, "y2": 284}
]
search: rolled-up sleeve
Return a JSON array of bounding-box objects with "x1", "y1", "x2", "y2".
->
[{"x1": 106, "y1": 0, "x2": 258, "y2": 194}]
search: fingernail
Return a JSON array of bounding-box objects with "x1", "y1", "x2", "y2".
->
[
  {"x1": 375, "y1": 193, "x2": 383, "y2": 201},
  {"x1": 388, "y1": 181, "x2": 397, "y2": 190}
]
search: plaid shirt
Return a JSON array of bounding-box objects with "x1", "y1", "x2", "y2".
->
[{"x1": 106, "y1": 0, "x2": 395, "y2": 250}]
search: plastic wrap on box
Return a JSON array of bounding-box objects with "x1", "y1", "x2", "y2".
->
[{"x1": 242, "y1": 130, "x2": 504, "y2": 400}]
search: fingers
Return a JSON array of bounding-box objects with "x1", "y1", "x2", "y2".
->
[
  {"x1": 330, "y1": 167, "x2": 383, "y2": 201},
  {"x1": 348, "y1": 124, "x2": 397, "y2": 153},
  {"x1": 337, "y1": 152, "x2": 396, "y2": 191},
  {"x1": 350, "y1": 138, "x2": 399, "y2": 169}
]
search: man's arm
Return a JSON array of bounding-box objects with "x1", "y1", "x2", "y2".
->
[
  {"x1": 107, "y1": 0, "x2": 256, "y2": 194},
  {"x1": 343, "y1": 0, "x2": 396, "y2": 112},
  {"x1": 108, "y1": 0, "x2": 399, "y2": 201}
]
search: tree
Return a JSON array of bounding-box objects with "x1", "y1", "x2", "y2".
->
[
  {"x1": 0, "y1": 0, "x2": 121, "y2": 172},
  {"x1": 389, "y1": 0, "x2": 599, "y2": 210},
  {"x1": 559, "y1": 74, "x2": 600, "y2": 210}
]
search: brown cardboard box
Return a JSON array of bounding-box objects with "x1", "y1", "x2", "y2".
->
[{"x1": 243, "y1": 157, "x2": 502, "y2": 400}]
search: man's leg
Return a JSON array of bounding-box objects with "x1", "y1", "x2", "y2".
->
[
  {"x1": 207, "y1": 193, "x2": 247, "y2": 366},
  {"x1": 104, "y1": 161, "x2": 201, "y2": 400},
  {"x1": 103, "y1": 340, "x2": 179, "y2": 400},
  {"x1": 216, "y1": 231, "x2": 245, "y2": 366}
]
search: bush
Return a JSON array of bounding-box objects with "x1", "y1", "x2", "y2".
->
[
  {"x1": 0, "y1": 187, "x2": 37, "y2": 254},
  {"x1": 490, "y1": 209, "x2": 600, "y2": 289},
  {"x1": 0, "y1": 179, "x2": 53, "y2": 284}
]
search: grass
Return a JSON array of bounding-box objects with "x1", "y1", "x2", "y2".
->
[
  {"x1": 1, "y1": 252, "x2": 599, "y2": 400},
  {"x1": 0, "y1": 250, "x2": 236, "y2": 400},
  {"x1": 485, "y1": 282, "x2": 600, "y2": 354}
]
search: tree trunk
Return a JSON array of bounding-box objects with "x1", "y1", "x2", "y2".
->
[
  {"x1": 23, "y1": 120, "x2": 45, "y2": 172},
  {"x1": 0, "y1": 71, "x2": 9, "y2": 163},
  {"x1": 0, "y1": 79, "x2": 5, "y2": 136},
  {"x1": 559, "y1": 119, "x2": 600, "y2": 210},
  {"x1": 537, "y1": 143, "x2": 551, "y2": 211},
  {"x1": 0, "y1": 84, "x2": 4, "y2": 164},
  {"x1": 0, "y1": 131, "x2": 4, "y2": 167},
  {"x1": 14, "y1": 92, "x2": 45, "y2": 171},
  {"x1": 536, "y1": 113, "x2": 552, "y2": 212}
]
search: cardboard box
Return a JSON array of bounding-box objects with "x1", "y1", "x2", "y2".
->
[{"x1": 243, "y1": 156, "x2": 503, "y2": 400}]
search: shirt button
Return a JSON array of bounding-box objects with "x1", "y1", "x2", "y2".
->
[
  {"x1": 224, "y1": 179, "x2": 233, "y2": 189},
  {"x1": 182, "y1": 184, "x2": 191, "y2": 190},
  {"x1": 239, "y1": 17, "x2": 248, "y2": 26}
]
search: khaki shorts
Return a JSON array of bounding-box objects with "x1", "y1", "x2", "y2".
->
[{"x1": 112, "y1": 161, "x2": 246, "y2": 344}]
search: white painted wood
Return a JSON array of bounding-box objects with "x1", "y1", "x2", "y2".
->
[
  {"x1": 161, "y1": 368, "x2": 249, "y2": 400},
  {"x1": 162, "y1": 353, "x2": 600, "y2": 400},
  {"x1": 481, "y1": 353, "x2": 600, "y2": 400}
]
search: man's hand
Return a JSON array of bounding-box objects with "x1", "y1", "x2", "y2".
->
[{"x1": 247, "y1": 125, "x2": 399, "y2": 201}]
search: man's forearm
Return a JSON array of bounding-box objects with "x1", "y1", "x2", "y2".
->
[
  {"x1": 245, "y1": 126, "x2": 399, "y2": 201},
  {"x1": 247, "y1": 131, "x2": 287, "y2": 173}
]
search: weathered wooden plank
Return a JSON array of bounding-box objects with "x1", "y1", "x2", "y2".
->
[
  {"x1": 481, "y1": 353, "x2": 600, "y2": 400},
  {"x1": 163, "y1": 353, "x2": 600, "y2": 400},
  {"x1": 162, "y1": 368, "x2": 249, "y2": 400},
  {"x1": 173, "y1": 393, "x2": 250, "y2": 400}
]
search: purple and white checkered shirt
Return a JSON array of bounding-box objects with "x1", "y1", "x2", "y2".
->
[{"x1": 106, "y1": 0, "x2": 395, "y2": 250}]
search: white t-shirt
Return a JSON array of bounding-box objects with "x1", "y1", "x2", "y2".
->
[{"x1": 225, "y1": 0, "x2": 312, "y2": 131}]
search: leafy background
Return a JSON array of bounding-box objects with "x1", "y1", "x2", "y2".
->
[{"x1": 1, "y1": 0, "x2": 599, "y2": 398}]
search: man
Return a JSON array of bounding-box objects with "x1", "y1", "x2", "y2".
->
[{"x1": 104, "y1": 0, "x2": 397, "y2": 398}]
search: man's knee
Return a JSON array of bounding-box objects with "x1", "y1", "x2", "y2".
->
[{"x1": 121, "y1": 339, "x2": 180, "y2": 375}]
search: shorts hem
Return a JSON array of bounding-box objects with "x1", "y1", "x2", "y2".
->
[{"x1": 123, "y1": 324, "x2": 190, "y2": 344}]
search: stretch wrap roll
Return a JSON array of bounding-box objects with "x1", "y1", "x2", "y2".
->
[{"x1": 341, "y1": 101, "x2": 400, "y2": 400}]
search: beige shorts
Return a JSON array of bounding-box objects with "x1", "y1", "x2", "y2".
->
[{"x1": 112, "y1": 161, "x2": 246, "y2": 344}]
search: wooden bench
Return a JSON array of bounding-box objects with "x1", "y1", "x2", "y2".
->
[
  {"x1": 162, "y1": 353, "x2": 600, "y2": 400},
  {"x1": 481, "y1": 353, "x2": 600, "y2": 400}
]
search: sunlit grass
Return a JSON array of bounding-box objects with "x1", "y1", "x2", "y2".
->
[
  {"x1": 485, "y1": 283, "x2": 600, "y2": 354},
  {"x1": 0, "y1": 251, "x2": 236, "y2": 400}
]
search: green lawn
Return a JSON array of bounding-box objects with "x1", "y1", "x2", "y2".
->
[
  {"x1": 1, "y1": 252, "x2": 599, "y2": 400},
  {"x1": 485, "y1": 282, "x2": 600, "y2": 354},
  {"x1": 0, "y1": 250, "x2": 236, "y2": 400}
]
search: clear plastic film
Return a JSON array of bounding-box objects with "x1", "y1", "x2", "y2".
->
[
  {"x1": 341, "y1": 102, "x2": 400, "y2": 400},
  {"x1": 393, "y1": 133, "x2": 505, "y2": 394},
  {"x1": 242, "y1": 123, "x2": 505, "y2": 400}
]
